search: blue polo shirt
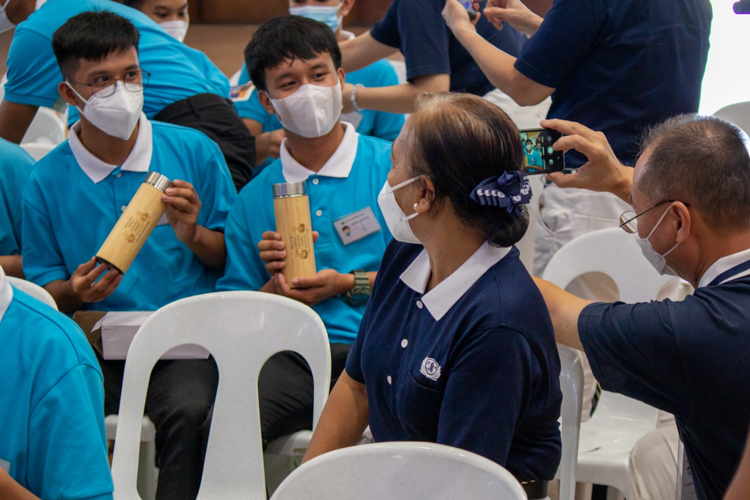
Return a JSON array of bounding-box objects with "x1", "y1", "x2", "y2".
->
[
  {"x1": 0, "y1": 139, "x2": 35, "y2": 256},
  {"x1": 217, "y1": 124, "x2": 392, "y2": 344},
  {"x1": 21, "y1": 119, "x2": 236, "y2": 312},
  {"x1": 346, "y1": 241, "x2": 562, "y2": 480},
  {"x1": 0, "y1": 274, "x2": 113, "y2": 500},
  {"x1": 579, "y1": 250, "x2": 750, "y2": 500},
  {"x1": 234, "y1": 60, "x2": 405, "y2": 168},
  {"x1": 515, "y1": 0, "x2": 712, "y2": 168},
  {"x1": 5, "y1": 0, "x2": 229, "y2": 125},
  {"x1": 369, "y1": 0, "x2": 526, "y2": 96}
]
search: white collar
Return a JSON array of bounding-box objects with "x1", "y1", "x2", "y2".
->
[
  {"x1": 281, "y1": 122, "x2": 359, "y2": 182},
  {"x1": 69, "y1": 113, "x2": 153, "y2": 184},
  {"x1": 0, "y1": 266, "x2": 14, "y2": 324},
  {"x1": 698, "y1": 247, "x2": 750, "y2": 288},
  {"x1": 339, "y1": 30, "x2": 355, "y2": 41},
  {"x1": 400, "y1": 242, "x2": 512, "y2": 321}
]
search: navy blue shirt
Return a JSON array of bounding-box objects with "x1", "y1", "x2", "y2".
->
[
  {"x1": 579, "y1": 255, "x2": 750, "y2": 500},
  {"x1": 370, "y1": 0, "x2": 526, "y2": 96},
  {"x1": 515, "y1": 0, "x2": 712, "y2": 168},
  {"x1": 346, "y1": 241, "x2": 562, "y2": 481}
]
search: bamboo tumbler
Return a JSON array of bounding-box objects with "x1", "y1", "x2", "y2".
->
[
  {"x1": 273, "y1": 181, "x2": 316, "y2": 287},
  {"x1": 96, "y1": 172, "x2": 173, "y2": 274}
]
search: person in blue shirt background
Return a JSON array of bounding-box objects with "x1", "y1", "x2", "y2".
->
[
  {"x1": 21, "y1": 13, "x2": 236, "y2": 499},
  {"x1": 0, "y1": 0, "x2": 255, "y2": 190},
  {"x1": 0, "y1": 266, "x2": 114, "y2": 500},
  {"x1": 119, "y1": 0, "x2": 190, "y2": 42},
  {"x1": 0, "y1": 139, "x2": 35, "y2": 278},
  {"x1": 304, "y1": 93, "x2": 561, "y2": 500},
  {"x1": 233, "y1": 0, "x2": 404, "y2": 172},
  {"x1": 217, "y1": 16, "x2": 392, "y2": 445},
  {"x1": 535, "y1": 115, "x2": 750, "y2": 500},
  {"x1": 523, "y1": 138, "x2": 543, "y2": 168}
]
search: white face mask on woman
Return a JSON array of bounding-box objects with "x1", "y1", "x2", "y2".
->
[
  {"x1": 377, "y1": 176, "x2": 422, "y2": 244},
  {"x1": 160, "y1": 20, "x2": 189, "y2": 42},
  {"x1": 66, "y1": 81, "x2": 144, "y2": 140},
  {"x1": 634, "y1": 205, "x2": 681, "y2": 276},
  {"x1": 268, "y1": 78, "x2": 343, "y2": 138},
  {"x1": 289, "y1": 5, "x2": 342, "y2": 32}
]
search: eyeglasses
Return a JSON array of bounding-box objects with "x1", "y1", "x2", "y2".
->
[
  {"x1": 619, "y1": 200, "x2": 687, "y2": 234},
  {"x1": 67, "y1": 68, "x2": 151, "y2": 98}
]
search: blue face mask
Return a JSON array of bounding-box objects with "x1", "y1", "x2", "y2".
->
[{"x1": 289, "y1": 5, "x2": 342, "y2": 32}]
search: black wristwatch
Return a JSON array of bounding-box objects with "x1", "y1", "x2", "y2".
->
[{"x1": 346, "y1": 270, "x2": 371, "y2": 306}]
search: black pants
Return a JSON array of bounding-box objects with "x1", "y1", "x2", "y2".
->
[
  {"x1": 98, "y1": 354, "x2": 219, "y2": 500},
  {"x1": 154, "y1": 93, "x2": 256, "y2": 192}
]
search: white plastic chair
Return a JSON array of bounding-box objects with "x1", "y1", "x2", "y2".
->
[
  {"x1": 7, "y1": 276, "x2": 57, "y2": 309},
  {"x1": 270, "y1": 442, "x2": 528, "y2": 500},
  {"x1": 516, "y1": 174, "x2": 544, "y2": 273},
  {"x1": 21, "y1": 107, "x2": 67, "y2": 146},
  {"x1": 111, "y1": 291, "x2": 331, "y2": 500},
  {"x1": 20, "y1": 142, "x2": 56, "y2": 161},
  {"x1": 714, "y1": 101, "x2": 750, "y2": 135},
  {"x1": 556, "y1": 344, "x2": 584, "y2": 500},
  {"x1": 543, "y1": 227, "x2": 671, "y2": 498}
]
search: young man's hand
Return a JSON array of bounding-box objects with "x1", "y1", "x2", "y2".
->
[
  {"x1": 257, "y1": 230, "x2": 320, "y2": 276},
  {"x1": 163, "y1": 179, "x2": 202, "y2": 244},
  {"x1": 442, "y1": 0, "x2": 481, "y2": 37},
  {"x1": 269, "y1": 269, "x2": 354, "y2": 307},
  {"x1": 68, "y1": 257, "x2": 122, "y2": 304},
  {"x1": 483, "y1": 0, "x2": 542, "y2": 37},
  {"x1": 255, "y1": 129, "x2": 286, "y2": 164}
]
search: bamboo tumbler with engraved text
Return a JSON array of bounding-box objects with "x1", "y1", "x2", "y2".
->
[
  {"x1": 96, "y1": 172, "x2": 173, "y2": 273},
  {"x1": 273, "y1": 181, "x2": 316, "y2": 287}
]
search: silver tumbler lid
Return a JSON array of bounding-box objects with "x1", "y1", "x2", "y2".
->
[
  {"x1": 144, "y1": 172, "x2": 173, "y2": 192},
  {"x1": 273, "y1": 181, "x2": 307, "y2": 198}
]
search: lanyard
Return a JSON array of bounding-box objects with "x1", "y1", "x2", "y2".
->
[{"x1": 707, "y1": 259, "x2": 750, "y2": 287}]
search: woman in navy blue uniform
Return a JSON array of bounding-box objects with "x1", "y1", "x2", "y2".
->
[{"x1": 304, "y1": 93, "x2": 561, "y2": 499}]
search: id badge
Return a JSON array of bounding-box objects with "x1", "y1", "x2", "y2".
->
[
  {"x1": 230, "y1": 82, "x2": 255, "y2": 102},
  {"x1": 334, "y1": 207, "x2": 381, "y2": 245}
]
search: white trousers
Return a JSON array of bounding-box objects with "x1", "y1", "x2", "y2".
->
[
  {"x1": 629, "y1": 414, "x2": 680, "y2": 500},
  {"x1": 482, "y1": 88, "x2": 552, "y2": 130}
]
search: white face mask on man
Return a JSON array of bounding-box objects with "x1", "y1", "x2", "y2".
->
[
  {"x1": 66, "y1": 81, "x2": 144, "y2": 140},
  {"x1": 377, "y1": 176, "x2": 422, "y2": 245},
  {"x1": 634, "y1": 205, "x2": 681, "y2": 277},
  {"x1": 160, "y1": 20, "x2": 189, "y2": 42},
  {"x1": 268, "y1": 78, "x2": 343, "y2": 138}
]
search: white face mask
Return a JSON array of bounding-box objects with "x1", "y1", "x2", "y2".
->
[
  {"x1": 269, "y1": 79, "x2": 343, "y2": 138},
  {"x1": 160, "y1": 20, "x2": 189, "y2": 42},
  {"x1": 377, "y1": 177, "x2": 422, "y2": 244},
  {"x1": 289, "y1": 5, "x2": 342, "y2": 32},
  {"x1": 634, "y1": 205, "x2": 681, "y2": 277},
  {"x1": 66, "y1": 81, "x2": 144, "y2": 140}
]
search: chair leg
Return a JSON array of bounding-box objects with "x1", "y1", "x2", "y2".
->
[{"x1": 137, "y1": 440, "x2": 157, "y2": 500}]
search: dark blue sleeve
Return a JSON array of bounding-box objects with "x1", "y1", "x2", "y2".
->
[
  {"x1": 578, "y1": 301, "x2": 689, "y2": 418},
  {"x1": 370, "y1": 0, "x2": 451, "y2": 81},
  {"x1": 514, "y1": 0, "x2": 607, "y2": 88}
]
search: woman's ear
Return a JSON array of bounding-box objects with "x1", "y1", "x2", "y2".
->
[{"x1": 415, "y1": 176, "x2": 435, "y2": 214}]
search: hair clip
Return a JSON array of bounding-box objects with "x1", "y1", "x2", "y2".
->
[{"x1": 469, "y1": 171, "x2": 532, "y2": 216}]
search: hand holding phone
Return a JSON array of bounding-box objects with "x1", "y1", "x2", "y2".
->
[
  {"x1": 462, "y1": 1, "x2": 478, "y2": 19},
  {"x1": 520, "y1": 128, "x2": 565, "y2": 175}
]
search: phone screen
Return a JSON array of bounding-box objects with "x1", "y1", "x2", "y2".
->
[
  {"x1": 462, "y1": 1, "x2": 478, "y2": 19},
  {"x1": 520, "y1": 128, "x2": 565, "y2": 175}
]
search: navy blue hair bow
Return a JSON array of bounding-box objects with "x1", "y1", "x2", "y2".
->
[{"x1": 469, "y1": 171, "x2": 532, "y2": 216}]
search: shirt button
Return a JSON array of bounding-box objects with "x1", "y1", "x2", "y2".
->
[
  {"x1": 115, "y1": 173, "x2": 122, "y2": 178},
  {"x1": 121, "y1": 205, "x2": 127, "y2": 212},
  {"x1": 312, "y1": 178, "x2": 320, "y2": 185},
  {"x1": 315, "y1": 209, "x2": 323, "y2": 217},
  {"x1": 387, "y1": 375, "x2": 392, "y2": 385},
  {"x1": 401, "y1": 339, "x2": 408, "y2": 348},
  {"x1": 416, "y1": 300, "x2": 424, "y2": 309}
]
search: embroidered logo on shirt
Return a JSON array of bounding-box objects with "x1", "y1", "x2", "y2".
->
[{"x1": 420, "y1": 357, "x2": 442, "y2": 381}]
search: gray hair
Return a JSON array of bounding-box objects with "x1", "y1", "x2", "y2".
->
[{"x1": 637, "y1": 114, "x2": 750, "y2": 234}]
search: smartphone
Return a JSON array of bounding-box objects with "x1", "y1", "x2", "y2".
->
[
  {"x1": 462, "y1": 1, "x2": 478, "y2": 19},
  {"x1": 519, "y1": 128, "x2": 565, "y2": 175}
]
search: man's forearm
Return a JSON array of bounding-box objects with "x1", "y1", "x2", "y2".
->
[
  {"x1": 340, "y1": 31, "x2": 398, "y2": 73},
  {"x1": 0, "y1": 470, "x2": 40, "y2": 500},
  {"x1": 450, "y1": 28, "x2": 553, "y2": 106},
  {"x1": 355, "y1": 74, "x2": 450, "y2": 114},
  {"x1": 532, "y1": 277, "x2": 591, "y2": 351},
  {"x1": 0, "y1": 255, "x2": 24, "y2": 279},
  {"x1": 186, "y1": 227, "x2": 226, "y2": 270},
  {"x1": 0, "y1": 101, "x2": 39, "y2": 144}
]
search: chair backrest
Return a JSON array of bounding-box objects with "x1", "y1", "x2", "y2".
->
[
  {"x1": 270, "y1": 442, "x2": 528, "y2": 500},
  {"x1": 557, "y1": 344, "x2": 584, "y2": 500},
  {"x1": 21, "y1": 107, "x2": 67, "y2": 146},
  {"x1": 21, "y1": 142, "x2": 56, "y2": 162},
  {"x1": 542, "y1": 227, "x2": 676, "y2": 303},
  {"x1": 111, "y1": 291, "x2": 331, "y2": 500},
  {"x1": 7, "y1": 277, "x2": 58, "y2": 310},
  {"x1": 714, "y1": 101, "x2": 750, "y2": 135}
]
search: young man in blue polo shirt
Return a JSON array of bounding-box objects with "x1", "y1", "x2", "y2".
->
[
  {"x1": 0, "y1": 139, "x2": 35, "y2": 278},
  {"x1": 234, "y1": 0, "x2": 405, "y2": 170},
  {"x1": 217, "y1": 15, "x2": 392, "y2": 445},
  {"x1": 21, "y1": 12, "x2": 236, "y2": 500},
  {"x1": 0, "y1": 0, "x2": 255, "y2": 190},
  {"x1": 0, "y1": 265, "x2": 114, "y2": 500}
]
